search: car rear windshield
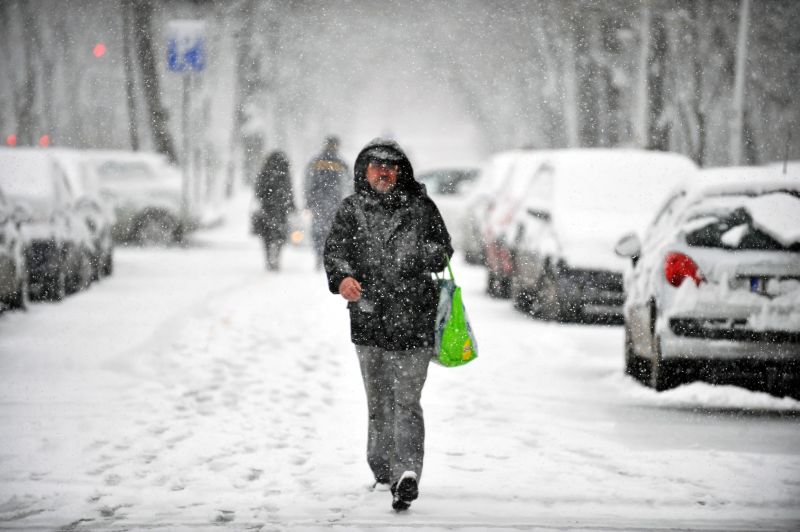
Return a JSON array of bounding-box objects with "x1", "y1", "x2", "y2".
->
[{"x1": 684, "y1": 191, "x2": 800, "y2": 252}]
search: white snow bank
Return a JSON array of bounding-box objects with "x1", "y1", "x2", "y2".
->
[{"x1": 617, "y1": 377, "x2": 800, "y2": 411}]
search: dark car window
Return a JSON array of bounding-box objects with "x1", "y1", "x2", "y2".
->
[
  {"x1": 418, "y1": 169, "x2": 478, "y2": 195},
  {"x1": 684, "y1": 191, "x2": 800, "y2": 252},
  {"x1": 96, "y1": 161, "x2": 156, "y2": 181}
]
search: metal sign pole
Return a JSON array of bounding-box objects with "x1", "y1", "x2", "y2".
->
[
  {"x1": 167, "y1": 19, "x2": 206, "y2": 218},
  {"x1": 182, "y1": 72, "x2": 191, "y2": 214}
]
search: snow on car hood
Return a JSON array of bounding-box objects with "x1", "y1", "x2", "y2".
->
[
  {"x1": 547, "y1": 149, "x2": 697, "y2": 272},
  {"x1": 555, "y1": 209, "x2": 648, "y2": 272}
]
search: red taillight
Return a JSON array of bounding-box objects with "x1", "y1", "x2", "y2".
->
[{"x1": 664, "y1": 252, "x2": 704, "y2": 287}]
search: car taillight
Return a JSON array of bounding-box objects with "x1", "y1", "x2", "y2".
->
[{"x1": 664, "y1": 252, "x2": 704, "y2": 287}]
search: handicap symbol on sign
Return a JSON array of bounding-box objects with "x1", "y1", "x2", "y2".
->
[{"x1": 166, "y1": 20, "x2": 206, "y2": 73}]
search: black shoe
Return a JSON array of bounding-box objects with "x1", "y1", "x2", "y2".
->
[{"x1": 390, "y1": 471, "x2": 418, "y2": 511}]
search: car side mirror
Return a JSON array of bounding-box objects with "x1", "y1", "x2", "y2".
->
[
  {"x1": 526, "y1": 208, "x2": 551, "y2": 222},
  {"x1": 614, "y1": 233, "x2": 641, "y2": 264}
]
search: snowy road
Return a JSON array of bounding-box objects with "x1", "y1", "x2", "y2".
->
[{"x1": 1, "y1": 198, "x2": 799, "y2": 531}]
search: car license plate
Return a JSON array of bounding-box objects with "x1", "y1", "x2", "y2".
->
[{"x1": 750, "y1": 276, "x2": 767, "y2": 295}]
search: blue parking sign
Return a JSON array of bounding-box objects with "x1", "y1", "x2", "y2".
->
[{"x1": 166, "y1": 20, "x2": 206, "y2": 73}]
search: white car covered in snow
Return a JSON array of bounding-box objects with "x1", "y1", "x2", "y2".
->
[
  {"x1": 615, "y1": 166, "x2": 800, "y2": 397},
  {"x1": 460, "y1": 151, "x2": 521, "y2": 265},
  {"x1": 417, "y1": 167, "x2": 478, "y2": 249},
  {"x1": 79, "y1": 151, "x2": 199, "y2": 245},
  {"x1": 508, "y1": 149, "x2": 698, "y2": 320}
]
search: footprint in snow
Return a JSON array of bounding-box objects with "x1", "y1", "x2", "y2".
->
[
  {"x1": 246, "y1": 468, "x2": 263, "y2": 481},
  {"x1": 87, "y1": 463, "x2": 115, "y2": 476},
  {"x1": 148, "y1": 425, "x2": 168, "y2": 436},
  {"x1": 450, "y1": 465, "x2": 484, "y2": 473},
  {"x1": 86, "y1": 493, "x2": 106, "y2": 503},
  {"x1": 84, "y1": 440, "x2": 109, "y2": 452},
  {"x1": 214, "y1": 509, "x2": 235, "y2": 523}
]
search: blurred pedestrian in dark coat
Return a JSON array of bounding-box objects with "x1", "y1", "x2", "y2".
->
[
  {"x1": 305, "y1": 135, "x2": 349, "y2": 269},
  {"x1": 323, "y1": 138, "x2": 452, "y2": 512},
  {"x1": 254, "y1": 151, "x2": 295, "y2": 270}
]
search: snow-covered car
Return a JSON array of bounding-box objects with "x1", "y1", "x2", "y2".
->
[
  {"x1": 615, "y1": 166, "x2": 800, "y2": 396},
  {"x1": 509, "y1": 149, "x2": 698, "y2": 320},
  {"x1": 51, "y1": 150, "x2": 115, "y2": 279},
  {"x1": 0, "y1": 148, "x2": 94, "y2": 300},
  {"x1": 483, "y1": 150, "x2": 555, "y2": 297},
  {"x1": 81, "y1": 151, "x2": 198, "y2": 245},
  {"x1": 0, "y1": 184, "x2": 27, "y2": 310},
  {"x1": 461, "y1": 151, "x2": 520, "y2": 265},
  {"x1": 417, "y1": 167, "x2": 478, "y2": 249}
]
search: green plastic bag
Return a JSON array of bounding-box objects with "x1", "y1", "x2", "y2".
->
[{"x1": 433, "y1": 259, "x2": 478, "y2": 367}]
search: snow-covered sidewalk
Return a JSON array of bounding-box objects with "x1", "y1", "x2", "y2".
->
[{"x1": 0, "y1": 196, "x2": 798, "y2": 531}]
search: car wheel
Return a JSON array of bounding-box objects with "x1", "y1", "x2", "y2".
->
[
  {"x1": 487, "y1": 272, "x2": 510, "y2": 299},
  {"x1": 487, "y1": 272, "x2": 501, "y2": 297},
  {"x1": 90, "y1": 253, "x2": 101, "y2": 282},
  {"x1": 79, "y1": 250, "x2": 93, "y2": 289},
  {"x1": 512, "y1": 281, "x2": 533, "y2": 313},
  {"x1": 137, "y1": 213, "x2": 178, "y2": 246},
  {"x1": 6, "y1": 269, "x2": 29, "y2": 310},
  {"x1": 624, "y1": 325, "x2": 648, "y2": 383},
  {"x1": 65, "y1": 248, "x2": 85, "y2": 294},
  {"x1": 541, "y1": 268, "x2": 568, "y2": 321},
  {"x1": 649, "y1": 336, "x2": 678, "y2": 391},
  {"x1": 102, "y1": 252, "x2": 114, "y2": 277},
  {"x1": 43, "y1": 266, "x2": 67, "y2": 302}
]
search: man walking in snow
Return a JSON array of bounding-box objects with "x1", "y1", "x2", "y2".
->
[
  {"x1": 305, "y1": 135, "x2": 350, "y2": 269},
  {"x1": 323, "y1": 138, "x2": 453, "y2": 511}
]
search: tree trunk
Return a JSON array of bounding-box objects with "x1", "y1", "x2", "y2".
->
[
  {"x1": 232, "y1": 0, "x2": 262, "y2": 182},
  {"x1": 16, "y1": 0, "x2": 39, "y2": 146},
  {"x1": 729, "y1": 0, "x2": 750, "y2": 165},
  {"x1": 558, "y1": 3, "x2": 580, "y2": 148},
  {"x1": 131, "y1": 0, "x2": 177, "y2": 162},
  {"x1": 122, "y1": 0, "x2": 140, "y2": 151},
  {"x1": 647, "y1": 13, "x2": 669, "y2": 151},
  {"x1": 575, "y1": 10, "x2": 600, "y2": 147},
  {"x1": 634, "y1": 0, "x2": 651, "y2": 148},
  {"x1": 690, "y1": 0, "x2": 707, "y2": 165}
]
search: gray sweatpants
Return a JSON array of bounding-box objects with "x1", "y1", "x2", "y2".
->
[{"x1": 355, "y1": 345, "x2": 432, "y2": 485}]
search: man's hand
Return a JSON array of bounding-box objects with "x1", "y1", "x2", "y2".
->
[{"x1": 339, "y1": 277, "x2": 362, "y2": 302}]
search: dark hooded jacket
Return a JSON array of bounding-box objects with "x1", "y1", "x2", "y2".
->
[{"x1": 323, "y1": 138, "x2": 453, "y2": 351}]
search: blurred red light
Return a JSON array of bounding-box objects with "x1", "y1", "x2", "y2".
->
[
  {"x1": 39, "y1": 135, "x2": 50, "y2": 148},
  {"x1": 5, "y1": 134, "x2": 16, "y2": 147},
  {"x1": 664, "y1": 252, "x2": 704, "y2": 287},
  {"x1": 93, "y1": 43, "x2": 106, "y2": 58}
]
